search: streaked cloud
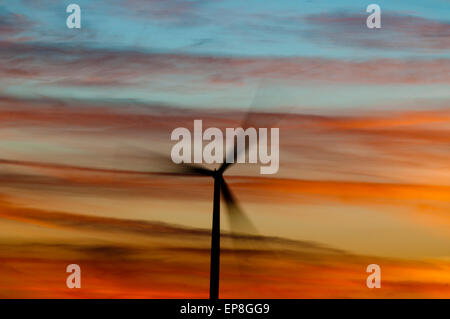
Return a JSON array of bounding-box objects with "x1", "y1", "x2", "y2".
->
[
  {"x1": 0, "y1": 195, "x2": 449, "y2": 298},
  {"x1": 304, "y1": 12, "x2": 450, "y2": 52},
  {"x1": 1, "y1": 0, "x2": 449, "y2": 298},
  {"x1": 1, "y1": 42, "x2": 449, "y2": 88}
]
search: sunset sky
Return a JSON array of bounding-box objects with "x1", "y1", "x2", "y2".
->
[{"x1": 0, "y1": 0, "x2": 449, "y2": 298}]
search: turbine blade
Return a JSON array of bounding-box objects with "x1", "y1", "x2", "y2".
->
[
  {"x1": 0, "y1": 156, "x2": 212, "y2": 178},
  {"x1": 218, "y1": 133, "x2": 254, "y2": 175},
  {"x1": 220, "y1": 177, "x2": 258, "y2": 235},
  {"x1": 115, "y1": 145, "x2": 213, "y2": 177},
  {"x1": 0, "y1": 158, "x2": 169, "y2": 176},
  {"x1": 218, "y1": 80, "x2": 288, "y2": 174},
  {"x1": 219, "y1": 177, "x2": 271, "y2": 278},
  {"x1": 179, "y1": 162, "x2": 214, "y2": 176}
]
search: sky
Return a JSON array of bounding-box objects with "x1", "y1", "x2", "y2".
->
[{"x1": 0, "y1": 0, "x2": 449, "y2": 298}]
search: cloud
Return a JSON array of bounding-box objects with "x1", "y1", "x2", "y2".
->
[
  {"x1": 0, "y1": 195, "x2": 449, "y2": 298},
  {"x1": 0, "y1": 12, "x2": 34, "y2": 39},
  {"x1": 0, "y1": 156, "x2": 449, "y2": 233},
  {"x1": 0, "y1": 194, "x2": 349, "y2": 255},
  {"x1": 304, "y1": 12, "x2": 450, "y2": 52},
  {"x1": 1, "y1": 42, "x2": 449, "y2": 88},
  {"x1": 0, "y1": 96, "x2": 448, "y2": 186},
  {"x1": 1, "y1": 96, "x2": 448, "y2": 182},
  {"x1": 114, "y1": 0, "x2": 212, "y2": 26},
  {"x1": 0, "y1": 195, "x2": 208, "y2": 238},
  {"x1": 1, "y1": 2, "x2": 449, "y2": 299}
]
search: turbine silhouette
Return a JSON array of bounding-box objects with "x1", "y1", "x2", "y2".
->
[{"x1": 160, "y1": 145, "x2": 254, "y2": 300}]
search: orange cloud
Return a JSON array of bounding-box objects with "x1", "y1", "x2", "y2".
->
[
  {"x1": 0, "y1": 195, "x2": 449, "y2": 298},
  {"x1": 0, "y1": 100, "x2": 448, "y2": 299}
]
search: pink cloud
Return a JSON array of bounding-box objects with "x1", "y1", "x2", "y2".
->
[{"x1": 1, "y1": 42, "x2": 449, "y2": 87}]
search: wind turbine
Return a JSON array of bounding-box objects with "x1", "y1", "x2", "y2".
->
[
  {"x1": 157, "y1": 85, "x2": 274, "y2": 299},
  {"x1": 163, "y1": 145, "x2": 254, "y2": 300}
]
